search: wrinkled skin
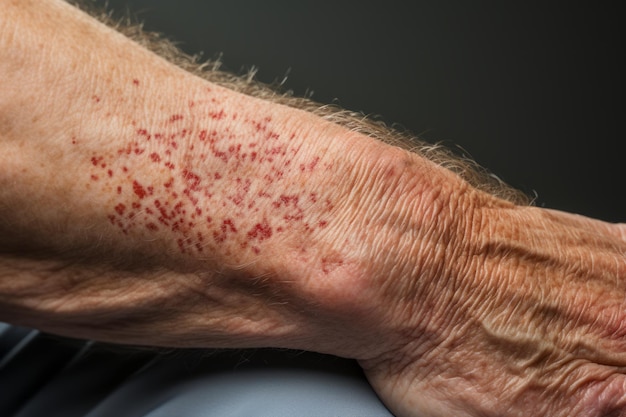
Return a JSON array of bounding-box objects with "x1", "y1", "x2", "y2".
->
[{"x1": 1, "y1": 1, "x2": 625, "y2": 416}]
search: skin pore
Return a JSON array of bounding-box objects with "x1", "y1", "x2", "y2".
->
[{"x1": 1, "y1": 1, "x2": 625, "y2": 416}]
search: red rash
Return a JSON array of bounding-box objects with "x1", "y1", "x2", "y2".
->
[
  {"x1": 132, "y1": 180, "x2": 148, "y2": 199},
  {"x1": 86, "y1": 97, "x2": 333, "y2": 256}
]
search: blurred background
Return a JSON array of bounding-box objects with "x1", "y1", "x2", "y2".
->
[{"x1": 94, "y1": 1, "x2": 624, "y2": 222}]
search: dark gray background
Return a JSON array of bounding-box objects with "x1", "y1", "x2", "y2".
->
[{"x1": 95, "y1": 1, "x2": 624, "y2": 222}]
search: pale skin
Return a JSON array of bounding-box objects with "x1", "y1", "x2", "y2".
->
[{"x1": 1, "y1": 1, "x2": 625, "y2": 416}]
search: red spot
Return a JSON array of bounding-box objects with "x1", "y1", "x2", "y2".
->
[
  {"x1": 214, "y1": 172, "x2": 222, "y2": 180},
  {"x1": 107, "y1": 169, "x2": 113, "y2": 177},
  {"x1": 182, "y1": 170, "x2": 201, "y2": 190},
  {"x1": 309, "y1": 193, "x2": 318, "y2": 203},
  {"x1": 195, "y1": 242, "x2": 204, "y2": 252},
  {"x1": 195, "y1": 207, "x2": 202, "y2": 216},
  {"x1": 132, "y1": 79, "x2": 140, "y2": 86},
  {"x1": 164, "y1": 162, "x2": 175, "y2": 170},
  {"x1": 146, "y1": 223, "x2": 158, "y2": 231},
  {"x1": 213, "y1": 219, "x2": 237, "y2": 243},
  {"x1": 169, "y1": 114, "x2": 184, "y2": 122},
  {"x1": 247, "y1": 222, "x2": 273, "y2": 242},
  {"x1": 91, "y1": 156, "x2": 103, "y2": 166},
  {"x1": 170, "y1": 142, "x2": 178, "y2": 149},
  {"x1": 71, "y1": 137, "x2": 77, "y2": 145},
  {"x1": 137, "y1": 129, "x2": 150, "y2": 139},
  {"x1": 116, "y1": 186, "x2": 122, "y2": 194},
  {"x1": 90, "y1": 174, "x2": 99, "y2": 181},
  {"x1": 132, "y1": 180, "x2": 148, "y2": 199},
  {"x1": 122, "y1": 167, "x2": 129, "y2": 173},
  {"x1": 208, "y1": 109, "x2": 226, "y2": 120},
  {"x1": 164, "y1": 178, "x2": 174, "y2": 188},
  {"x1": 206, "y1": 216, "x2": 213, "y2": 224},
  {"x1": 199, "y1": 130, "x2": 208, "y2": 141},
  {"x1": 131, "y1": 202, "x2": 141, "y2": 209},
  {"x1": 114, "y1": 203, "x2": 126, "y2": 215},
  {"x1": 150, "y1": 153, "x2": 161, "y2": 163},
  {"x1": 318, "y1": 221, "x2": 328, "y2": 228},
  {"x1": 133, "y1": 148, "x2": 145, "y2": 155},
  {"x1": 92, "y1": 95, "x2": 101, "y2": 103},
  {"x1": 252, "y1": 247, "x2": 261, "y2": 255}
]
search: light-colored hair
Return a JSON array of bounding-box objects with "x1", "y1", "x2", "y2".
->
[{"x1": 71, "y1": 0, "x2": 531, "y2": 205}]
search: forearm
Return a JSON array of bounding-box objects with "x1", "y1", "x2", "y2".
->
[{"x1": 0, "y1": 0, "x2": 464, "y2": 352}]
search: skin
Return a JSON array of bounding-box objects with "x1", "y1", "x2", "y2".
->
[{"x1": 1, "y1": 0, "x2": 625, "y2": 415}]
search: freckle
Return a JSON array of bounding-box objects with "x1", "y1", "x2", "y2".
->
[
  {"x1": 107, "y1": 169, "x2": 113, "y2": 177},
  {"x1": 169, "y1": 114, "x2": 184, "y2": 122},
  {"x1": 146, "y1": 223, "x2": 158, "y2": 231},
  {"x1": 150, "y1": 153, "x2": 161, "y2": 163},
  {"x1": 71, "y1": 137, "x2": 77, "y2": 145},
  {"x1": 132, "y1": 180, "x2": 148, "y2": 199},
  {"x1": 114, "y1": 203, "x2": 126, "y2": 215}
]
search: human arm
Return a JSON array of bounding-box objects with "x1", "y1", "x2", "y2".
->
[{"x1": 1, "y1": 1, "x2": 626, "y2": 416}]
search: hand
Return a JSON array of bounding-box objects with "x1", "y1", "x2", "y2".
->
[{"x1": 348, "y1": 188, "x2": 626, "y2": 416}]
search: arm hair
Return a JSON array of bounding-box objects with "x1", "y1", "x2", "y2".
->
[{"x1": 70, "y1": 0, "x2": 530, "y2": 206}]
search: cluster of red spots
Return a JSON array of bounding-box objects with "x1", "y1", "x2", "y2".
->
[
  {"x1": 208, "y1": 109, "x2": 226, "y2": 120},
  {"x1": 114, "y1": 203, "x2": 126, "y2": 216},
  {"x1": 299, "y1": 156, "x2": 320, "y2": 172},
  {"x1": 213, "y1": 219, "x2": 237, "y2": 243},
  {"x1": 91, "y1": 156, "x2": 105, "y2": 167},
  {"x1": 247, "y1": 221, "x2": 273, "y2": 242},
  {"x1": 132, "y1": 180, "x2": 151, "y2": 199},
  {"x1": 87, "y1": 101, "x2": 336, "y2": 256}
]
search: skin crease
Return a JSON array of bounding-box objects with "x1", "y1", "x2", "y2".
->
[{"x1": 1, "y1": 0, "x2": 626, "y2": 416}]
